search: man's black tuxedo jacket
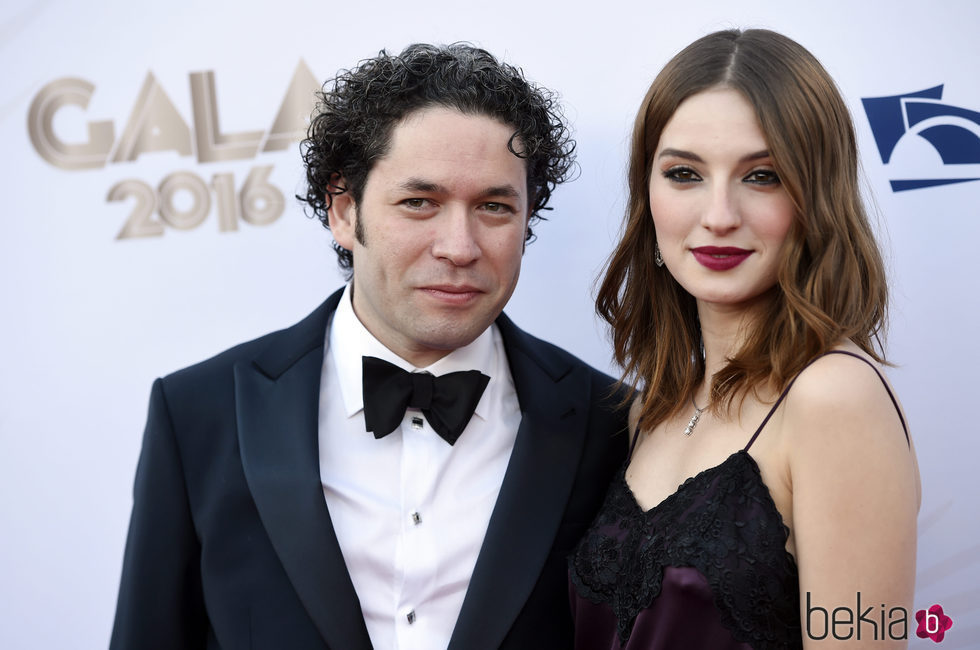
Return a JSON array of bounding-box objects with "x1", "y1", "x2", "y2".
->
[{"x1": 110, "y1": 289, "x2": 628, "y2": 649}]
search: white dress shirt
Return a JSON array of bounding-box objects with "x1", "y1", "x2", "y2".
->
[{"x1": 319, "y1": 284, "x2": 521, "y2": 650}]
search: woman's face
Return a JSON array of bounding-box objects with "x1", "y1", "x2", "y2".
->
[{"x1": 649, "y1": 87, "x2": 795, "y2": 313}]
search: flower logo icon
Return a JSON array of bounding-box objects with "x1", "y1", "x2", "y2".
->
[{"x1": 916, "y1": 604, "x2": 953, "y2": 643}]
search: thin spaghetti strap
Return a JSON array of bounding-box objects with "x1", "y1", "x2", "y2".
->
[
  {"x1": 627, "y1": 420, "x2": 643, "y2": 461},
  {"x1": 743, "y1": 350, "x2": 911, "y2": 451},
  {"x1": 743, "y1": 375, "x2": 800, "y2": 452},
  {"x1": 822, "y1": 351, "x2": 911, "y2": 446}
]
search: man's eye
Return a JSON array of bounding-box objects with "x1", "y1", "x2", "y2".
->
[
  {"x1": 483, "y1": 202, "x2": 511, "y2": 213},
  {"x1": 663, "y1": 167, "x2": 700, "y2": 183},
  {"x1": 402, "y1": 198, "x2": 429, "y2": 209}
]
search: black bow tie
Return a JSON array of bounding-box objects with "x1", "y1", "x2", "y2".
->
[{"x1": 361, "y1": 356, "x2": 490, "y2": 445}]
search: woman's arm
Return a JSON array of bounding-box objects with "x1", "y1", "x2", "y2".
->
[{"x1": 784, "y1": 351, "x2": 920, "y2": 649}]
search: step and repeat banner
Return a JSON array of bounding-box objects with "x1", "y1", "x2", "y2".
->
[{"x1": 2, "y1": 0, "x2": 978, "y2": 647}]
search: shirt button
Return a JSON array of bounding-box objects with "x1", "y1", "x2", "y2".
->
[
  {"x1": 407, "y1": 610, "x2": 416, "y2": 624},
  {"x1": 411, "y1": 511, "x2": 422, "y2": 525},
  {"x1": 411, "y1": 416, "x2": 424, "y2": 430}
]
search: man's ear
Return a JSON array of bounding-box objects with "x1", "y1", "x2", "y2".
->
[
  {"x1": 522, "y1": 209, "x2": 533, "y2": 254},
  {"x1": 326, "y1": 174, "x2": 358, "y2": 251}
]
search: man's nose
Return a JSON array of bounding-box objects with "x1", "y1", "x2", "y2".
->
[{"x1": 432, "y1": 207, "x2": 481, "y2": 266}]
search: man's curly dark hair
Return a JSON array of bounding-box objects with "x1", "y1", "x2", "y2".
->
[{"x1": 298, "y1": 42, "x2": 576, "y2": 277}]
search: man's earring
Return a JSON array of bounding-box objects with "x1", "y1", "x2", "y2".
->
[{"x1": 654, "y1": 243, "x2": 664, "y2": 268}]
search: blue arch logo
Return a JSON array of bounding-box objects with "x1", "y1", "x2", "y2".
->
[{"x1": 862, "y1": 85, "x2": 980, "y2": 191}]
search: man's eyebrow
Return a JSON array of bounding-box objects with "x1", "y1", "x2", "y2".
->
[
  {"x1": 398, "y1": 178, "x2": 444, "y2": 193},
  {"x1": 396, "y1": 179, "x2": 522, "y2": 199},
  {"x1": 477, "y1": 185, "x2": 522, "y2": 200},
  {"x1": 657, "y1": 148, "x2": 772, "y2": 163}
]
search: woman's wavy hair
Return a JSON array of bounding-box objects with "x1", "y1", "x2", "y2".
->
[
  {"x1": 299, "y1": 43, "x2": 575, "y2": 278},
  {"x1": 596, "y1": 28, "x2": 889, "y2": 427}
]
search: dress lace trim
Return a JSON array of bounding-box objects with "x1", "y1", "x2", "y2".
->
[{"x1": 568, "y1": 451, "x2": 803, "y2": 649}]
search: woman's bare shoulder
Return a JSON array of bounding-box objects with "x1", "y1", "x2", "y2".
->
[
  {"x1": 781, "y1": 342, "x2": 917, "y2": 497},
  {"x1": 783, "y1": 343, "x2": 900, "y2": 429}
]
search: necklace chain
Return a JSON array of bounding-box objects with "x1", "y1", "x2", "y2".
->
[{"x1": 683, "y1": 395, "x2": 705, "y2": 436}]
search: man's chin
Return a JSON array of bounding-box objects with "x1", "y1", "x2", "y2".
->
[{"x1": 414, "y1": 321, "x2": 493, "y2": 354}]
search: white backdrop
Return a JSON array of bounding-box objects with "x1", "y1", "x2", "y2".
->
[{"x1": 2, "y1": 0, "x2": 978, "y2": 647}]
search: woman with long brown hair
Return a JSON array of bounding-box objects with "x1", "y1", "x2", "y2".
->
[{"x1": 569, "y1": 29, "x2": 920, "y2": 649}]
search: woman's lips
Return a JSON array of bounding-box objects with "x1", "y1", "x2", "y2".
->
[{"x1": 690, "y1": 246, "x2": 752, "y2": 271}]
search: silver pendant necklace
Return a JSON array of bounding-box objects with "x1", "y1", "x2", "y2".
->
[{"x1": 683, "y1": 395, "x2": 705, "y2": 436}]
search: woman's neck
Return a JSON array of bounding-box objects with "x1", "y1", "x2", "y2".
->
[{"x1": 696, "y1": 299, "x2": 766, "y2": 382}]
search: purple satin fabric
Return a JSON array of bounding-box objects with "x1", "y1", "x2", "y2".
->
[{"x1": 570, "y1": 566, "x2": 752, "y2": 650}]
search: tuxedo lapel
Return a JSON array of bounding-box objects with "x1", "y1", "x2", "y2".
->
[
  {"x1": 235, "y1": 290, "x2": 373, "y2": 650},
  {"x1": 448, "y1": 314, "x2": 591, "y2": 650}
]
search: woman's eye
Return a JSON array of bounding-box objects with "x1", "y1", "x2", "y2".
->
[
  {"x1": 745, "y1": 170, "x2": 781, "y2": 185},
  {"x1": 663, "y1": 167, "x2": 701, "y2": 183}
]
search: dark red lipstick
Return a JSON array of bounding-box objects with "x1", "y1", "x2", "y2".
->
[{"x1": 691, "y1": 246, "x2": 751, "y2": 271}]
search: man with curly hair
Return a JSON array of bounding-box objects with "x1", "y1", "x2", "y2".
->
[{"x1": 111, "y1": 43, "x2": 627, "y2": 650}]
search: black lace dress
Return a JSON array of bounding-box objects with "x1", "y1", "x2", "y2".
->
[{"x1": 568, "y1": 351, "x2": 910, "y2": 649}]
